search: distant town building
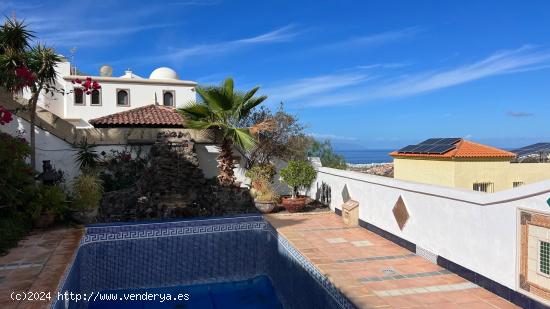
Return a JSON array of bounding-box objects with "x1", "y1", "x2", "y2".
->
[{"x1": 390, "y1": 138, "x2": 550, "y2": 192}]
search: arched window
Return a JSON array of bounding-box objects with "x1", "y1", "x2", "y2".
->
[
  {"x1": 163, "y1": 91, "x2": 174, "y2": 106},
  {"x1": 117, "y1": 89, "x2": 129, "y2": 106},
  {"x1": 91, "y1": 89, "x2": 101, "y2": 105},
  {"x1": 74, "y1": 88, "x2": 84, "y2": 105}
]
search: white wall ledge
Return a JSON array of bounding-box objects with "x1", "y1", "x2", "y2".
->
[{"x1": 317, "y1": 167, "x2": 550, "y2": 206}]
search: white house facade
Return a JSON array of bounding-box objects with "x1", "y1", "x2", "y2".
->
[{"x1": 21, "y1": 58, "x2": 197, "y2": 127}]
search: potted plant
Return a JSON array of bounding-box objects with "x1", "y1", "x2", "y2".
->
[
  {"x1": 70, "y1": 174, "x2": 103, "y2": 224},
  {"x1": 30, "y1": 185, "x2": 67, "y2": 228},
  {"x1": 246, "y1": 164, "x2": 278, "y2": 213},
  {"x1": 279, "y1": 160, "x2": 317, "y2": 212}
]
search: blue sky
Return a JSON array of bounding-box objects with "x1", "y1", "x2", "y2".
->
[{"x1": 3, "y1": 0, "x2": 550, "y2": 149}]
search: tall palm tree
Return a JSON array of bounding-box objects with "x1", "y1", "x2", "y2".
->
[
  {"x1": 178, "y1": 78, "x2": 267, "y2": 186},
  {"x1": 0, "y1": 18, "x2": 61, "y2": 169}
]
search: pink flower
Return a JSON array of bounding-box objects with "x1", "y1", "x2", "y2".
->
[{"x1": 0, "y1": 106, "x2": 13, "y2": 125}]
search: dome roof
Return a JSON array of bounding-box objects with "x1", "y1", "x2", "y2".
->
[{"x1": 149, "y1": 67, "x2": 179, "y2": 80}]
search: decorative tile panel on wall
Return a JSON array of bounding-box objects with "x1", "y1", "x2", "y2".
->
[
  {"x1": 519, "y1": 210, "x2": 550, "y2": 304},
  {"x1": 393, "y1": 195, "x2": 410, "y2": 231}
]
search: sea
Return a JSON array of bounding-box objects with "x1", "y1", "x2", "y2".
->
[{"x1": 336, "y1": 149, "x2": 393, "y2": 164}]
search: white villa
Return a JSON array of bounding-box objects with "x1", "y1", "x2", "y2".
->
[
  {"x1": 1, "y1": 58, "x2": 251, "y2": 183},
  {"x1": 21, "y1": 57, "x2": 197, "y2": 128}
]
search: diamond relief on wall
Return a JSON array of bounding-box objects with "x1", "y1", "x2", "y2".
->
[{"x1": 392, "y1": 195, "x2": 409, "y2": 231}]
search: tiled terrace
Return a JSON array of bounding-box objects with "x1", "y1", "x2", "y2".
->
[
  {"x1": 0, "y1": 228, "x2": 83, "y2": 309},
  {"x1": 266, "y1": 212, "x2": 519, "y2": 309},
  {"x1": 0, "y1": 214, "x2": 520, "y2": 309}
]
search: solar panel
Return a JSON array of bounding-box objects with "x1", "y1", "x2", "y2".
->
[
  {"x1": 413, "y1": 145, "x2": 433, "y2": 152},
  {"x1": 428, "y1": 144, "x2": 455, "y2": 154},
  {"x1": 397, "y1": 145, "x2": 418, "y2": 153},
  {"x1": 511, "y1": 143, "x2": 550, "y2": 157},
  {"x1": 420, "y1": 138, "x2": 443, "y2": 145},
  {"x1": 418, "y1": 138, "x2": 461, "y2": 145},
  {"x1": 397, "y1": 138, "x2": 459, "y2": 155}
]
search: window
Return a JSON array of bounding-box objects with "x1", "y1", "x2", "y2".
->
[
  {"x1": 163, "y1": 91, "x2": 174, "y2": 107},
  {"x1": 91, "y1": 89, "x2": 101, "y2": 106},
  {"x1": 513, "y1": 181, "x2": 524, "y2": 188},
  {"x1": 74, "y1": 88, "x2": 84, "y2": 105},
  {"x1": 117, "y1": 89, "x2": 129, "y2": 106},
  {"x1": 473, "y1": 182, "x2": 494, "y2": 193},
  {"x1": 540, "y1": 241, "x2": 550, "y2": 276}
]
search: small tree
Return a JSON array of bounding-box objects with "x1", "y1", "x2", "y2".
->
[
  {"x1": 279, "y1": 160, "x2": 317, "y2": 199},
  {"x1": 0, "y1": 17, "x2": 100, "y2": 170},
  {"x1": 308, "y1": 139, "x2": 347, "y2": 169},
  {"x1": 241, "y1": 103, "x2": 311, "y2": 168}
]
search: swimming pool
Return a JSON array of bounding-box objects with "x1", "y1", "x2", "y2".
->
[{"x1": 52, "y1": 215, "x2": 355, "y2": 309}]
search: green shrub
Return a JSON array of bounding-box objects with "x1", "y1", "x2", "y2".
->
[
  {"x1": 245, "y1": 163, "x2": 276, "y2": 183},
  {"x1": 73, "y1": 138, "x2": 100, "y2": 174},
  {"x1": 279, "y1": 160, "x2": 317, "y2": 198},
  {"x1": 0, "y1": 132, "x2": 35, "y2": 210},
  {"x1": 99, "y1": 148, "x2": 148, "y2": 192},
  {"x1": 308, "y1": 139, "x2": 347, "y2": 170},
  {"x1": 0, "y1": 210, "x2": 32, "y2": 255},
  {"x1": 72, "y1": 174, "x2": 103, "y2": 210},
  {"x1": 28, "y1": 185, "x2": 68, "y2": 219}
]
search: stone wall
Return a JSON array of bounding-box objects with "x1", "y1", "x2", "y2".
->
[{"x1": 100, "y1": 141, "x2": 255, "y2": 222}]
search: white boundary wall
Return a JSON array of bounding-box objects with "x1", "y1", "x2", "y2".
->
[{"x1": 310, "y1": 167, "x2": 550, "y2": 291}]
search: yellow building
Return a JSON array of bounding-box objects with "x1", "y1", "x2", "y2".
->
[{"x1": 391, "y1": 139, "x2": 550, "y2": 192}]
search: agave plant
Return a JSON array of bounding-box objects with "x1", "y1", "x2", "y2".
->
[
  {"x1": 73, "y1": 138, "x2": 100, "y2": 174},
  {"x1": 178, "y1": 78, "x2": 267, "y2": 186}
]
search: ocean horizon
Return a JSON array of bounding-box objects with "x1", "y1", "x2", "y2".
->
[{"x1": 336, "y1": 149, "x2": 393, "y2": 164}]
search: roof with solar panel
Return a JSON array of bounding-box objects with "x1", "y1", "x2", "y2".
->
[
  {"x1": 390, "y1": 138, "x2": 516, "y2": 159},
  {"x1": 510, "y1": 143, "x2": 550, "y2": 162}
]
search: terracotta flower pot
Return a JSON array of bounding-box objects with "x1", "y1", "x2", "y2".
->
[
  {"x1": 33, "y1": 212, "x2": 56, "y2": 228},
  {"x1": 254, "y1": 200, "x2": 276, "y2": 214},
  {"x1": 70, "y1": 207, "x2": 98, "y2": 225},
  {"x1": 281, "y1": 196, "x2": 307, "y2": 213}
]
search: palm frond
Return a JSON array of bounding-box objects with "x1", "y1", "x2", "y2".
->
[
  {"x1": 223, "y1": 77, "x2": 234, "y2": 95},
  {"x1": 27, "y1": 44, "x2": 60, "y2": 84},
  {"x1": 177, "y1": 103, "x2": 211, "y2": 120},
  {"x1": 229, "y1": 128, "x2": 257, "y2": 150},
  {"x1": 241, "y1": 86, "x2": 259, "y2": 103},
  {"x1": 0, "y1": 17, "x2": 34, "y2": 54},
  {"x1": 240, "y1": 95, "x2": 268, "y2": 118},
  {"x1": 185, "y1": 119, "x2": 227, "y2": 131}
]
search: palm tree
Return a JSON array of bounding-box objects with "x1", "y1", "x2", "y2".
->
[
  {"x1": 178, "y1": 78, "x2": 267, "y2": 186},
  {"x1": 0, "y1": 18, "x2": 61, "y2": 169}
]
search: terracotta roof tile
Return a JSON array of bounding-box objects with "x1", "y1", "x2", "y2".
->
[
  {"x1": 390, "y1": 139, "x2": 516, "y2": 160},
  {"x1": 89, "y1": 105, "x2": 184, "y2": 128}
]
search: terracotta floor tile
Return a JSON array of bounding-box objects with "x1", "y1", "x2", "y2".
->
[{"x1": 265, "y1": 213, "x2": 519, "y2": 309}]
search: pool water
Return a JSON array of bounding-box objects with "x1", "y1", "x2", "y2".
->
[
  {"x1": 89, "y1": 276, "x2": 283, "y2": 309},
  {"x1": 89, "y1": 275, "x2": 282, "y2": 309}
]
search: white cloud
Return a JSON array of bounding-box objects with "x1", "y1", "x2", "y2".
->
[
  {"x1": 309, "y1": 133, "x2": 358, "y2": 141},
  {"x1": 277, "y1": 46, "x2": 550, "y2": 107},
  {"x1": 157, "y1": 25, "x2": 300, "y2": 63},
  {"x1": 264, "y1": 73, "x2": 370, "y2": 104},
  {"x1": 367, "y1": 45, "x2": 550, "y2": 99},
  {"x1": 40, "y1": 23, "x2": 178, "y2": 47},
  {"x1": 322, "y1": 27, "x2": 421, "y2": 50},
  {"x1": 507, "y1": 111, "x2": 534, "y2": 117},
  {"x1": 356, "y1": 63, "x2": 410, "y2": 70}
]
